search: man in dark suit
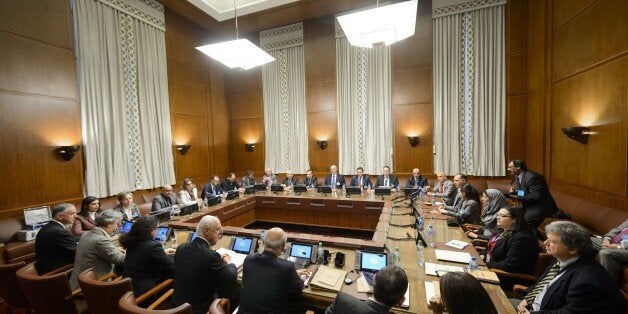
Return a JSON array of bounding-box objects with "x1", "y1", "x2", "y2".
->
[
  {"x1": 593, "y1": 219, "x2": 628, "y2": 283},
  {"x1": 374, "y1": 166, "x2": 400, "y2": 191},
  {"x1": 326, "y1": 266, "x2": 408, "y2": 314},
  {"x1": 450, "y1": 173, "x2": 468, "y2": 207},
  {"x1": 171, "y1": 215, "x2": 238, "y2": 314},
  {"x1": 406, "y1": 168, "x2": 428, "y2": 189},
  {"x1": 281, "y1": 170, "x2": 299, "y2": 189},
  {"x1": 201, "y1": 175, "x2": 225, "y2": 200},
  {"x1": 221, "y1": 173, "x2": 240, "y2": 192},
  {"x1": 241, "y1": 170, "x2": 256, "y2": 187},
  {"x1": 350, "y1": 167, "x2": 372, "y2": 190},
  {"x1": 508, "y1": 160, "x2": 558, "y2": 229},
  {"x1": 301, "y1": 169, "x2": 318, "y2": 189},
  {"x1": 324, "y1": 165, "x2": 345, "y2": 190},
  {"x1": 35, "y1": 203, "x2": 78, "y2": 274},
  {"x1": 514, "y1": 221, "x2": 623, "y2": 314},
  {"x1": 238, "y1": 227, "x2": 310, "y2": 314},
  {"x1": 151, "y1": 185, "x2": 181, "y2": 213}
]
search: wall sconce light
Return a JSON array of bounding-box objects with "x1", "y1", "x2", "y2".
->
[
  {"x1": 561, "y1": 127, "x2": 590, "y2": 144},
  {"x1": 55, "y1": 145, "x2": 81, "y2": 161},
  {"x1": 317, "y1": 140, "x2": 328, "y2": 150},
  {"x1": 245, "y1": 143, "x2": 255, "y2": 152},
  {"x1": 407, "y1": 136, "x2": 420, "y2": 147},
  {"x1": 176, "y1": 144, "x2": 191, "y2": 155}
]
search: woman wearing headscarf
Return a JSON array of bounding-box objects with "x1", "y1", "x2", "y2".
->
[{"x1": 465, "y1": 189, "x2": 507, "y2": 240}]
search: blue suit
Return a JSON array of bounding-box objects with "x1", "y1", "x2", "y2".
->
[{"x1": 349, "y1": 175, "x2": 372, "y2": 189}]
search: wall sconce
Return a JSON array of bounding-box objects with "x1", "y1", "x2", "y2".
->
[
  {"x1": 55, "y1": 145, "x2": 81, "y2": 161},
  {"x1": 317, "y1": 140, "x2": 328, "y2": 150},
  {"x1": 176, "y1": 144, "x2": 191, "y2": 155},
  {"x1": 245, "y1": 143, "x2": 255, "y2": 152},
  {"x1": 407, "y1": 136, "x2": 420, "y2": 147},
  {"x1": 561, "y1": 127, "x2": 590, "y2": 144}
]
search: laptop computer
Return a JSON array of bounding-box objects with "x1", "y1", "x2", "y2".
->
[
  {"x1": 270, "y1": 185, "x2": 284, "y2": 192},
  {"x1": 179, "y1": 202, "x2": 200, "y2": 216},
  {"x1": 345, "y1": 186, "x2": 361, "y2": 195},
  {"x1": 374, "y1": 187, "x2": 392, "y2": 195},
  {"x1": 404, "y1": 187, "x2": 421, "y2": 197},
  {"x1": 229, "y1": 236, "x2": 257, "y2": 254},
  {"x1": 317, "y1": 185, "x2": 332, "y2": 194},
  {"x1": 155, "y1": 226, "x2": 171, "y2": 243},
  {"x1": 254, "y1": 183, "x2": 267, "y2": 191},
  {"x1": 293, "y1": 184, "x2": 307, "y2": 193},
  {"x1": 150, "y1": 209, "x2": 171, "y2": 221},
  {"x1": 226, "y1": 190, "x2": 239, "y2": 200},
  {"x1": 355, "y1": 251, "x2": 390, "y2": 285},
  {"x1": 287, "y1": 242, "x2": 316, "y2": 269},
  {"x1": 120, "y1": 221, "x2": 134, "y2": 234}
]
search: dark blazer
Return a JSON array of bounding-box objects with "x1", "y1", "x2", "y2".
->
[
  {"x1": 324, "y1": 174, "x2": 345, "y2": 189},
  {"x1": 350, "y1": 175, "x2": 372, "y2": 189},
  {"x1": 443, "y1": 199, "x2": 481, "y2": 224},
  {"x1": 151, "y1": 194, "x2": 180, "y2": 213},
  {"x1": 201, "y1": 183, "x2": 225, "y2": 200},
  {"x1": 122, "y1": 239, "x2": 174, "y2": 296},
  {"x1": 512, "y1": 170, "x2": 557, "y2": 228},
  {"x1": 241, "y1": 176, "x2": 256, "y2": 187},
  {"x1": 35, "y1": 221, "x2": 77, "y2": 275},
  {"x1": 282, "y1": 177, "x2": 299, "y2": 187},
  {"x1": 238, "y1": 251, "x2": 305, "y2": 314},
  {"x1": 406, "y1": 175, "x2": 428, "y2": 189},
  {"x1": 485, "y1": 229, "x2": 538, "y2": 274},
  {"x1": 528, "y1": 257, "x2": 623, "y2": 313},
  {"x1": 301, "y1": 176, "x2": 318, "y2": 188},
  {"x1": 171, "y1": 237, "x2": 237, "y2": 314},
  {"x1": 326, "y1": 292, "x2": 391, "y2": 314},
  {"x1": 374, "y1": 175, "x2": 400, "y2": 190},
  {"x1": 221, "y1": 179, "x2": 240, "y2": 192}
]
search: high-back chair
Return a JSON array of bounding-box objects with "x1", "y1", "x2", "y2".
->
[
  {"x1": 208, "y1": 298, "x2": 230, "y2": 314},
  {"x1": 78, "y1": 268, "x2": 132, "y2": 314},
  {"x1": 118, "y1": 291, "x2": 191, "y2": 314},
  {"x1": 16, "y1": 263, "x2": 83, "y2": 314},
  {"x1": 0, "y1": 261, "x2": 31, "y2": 311}
]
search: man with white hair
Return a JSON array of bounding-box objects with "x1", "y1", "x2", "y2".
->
[
  {"x1": 171, "y1": 215, "x2": 237, "y2": 314},
  {"x1": 262, "y1": 168, "x2": 278, "y2": 187},
  {"x1": 324, "y1": 165, "x2": 345, "y2": 190},
  {"x1": 281, "y1": 170, "x2": 298, "y2": 189},
  {"x1": 427, "y1": 172, "x2": 457, "y2": 206},
  {"x1": 238, "y1": 227, "x2": 310, "y2": 314}
]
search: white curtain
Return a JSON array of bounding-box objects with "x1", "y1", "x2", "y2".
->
[
  {"x1": 336, "y1": 31, "x2": 392, "y2": 175},
  {"x1": 432, "y1": 0, "x2": 505, "y2": 176},
  {"x1": 261, "y1": 23, "x2": 309, "y2": 173},
  {"x1": 74, "y1": 0, "x2": 174, "y2": 197}
]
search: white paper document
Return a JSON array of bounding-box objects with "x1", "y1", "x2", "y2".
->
[
  {"x1": 445, "y1": 239, "x2": 469, "y2": 249},
  {"x1": 216, "y1": 247, "x2": 247, "y2": 270},
  {"x1": 435, "y1": 249, "x2": 472, "y2": 264},
  {"x1": 424, "y1": 281, "x2": 436, "y2": 306},
  {"x1": 424, "y1": 262, "x2": 464, "y2": 276}
]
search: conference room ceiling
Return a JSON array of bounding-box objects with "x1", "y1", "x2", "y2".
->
[{"x1": 159, "y1": 0, "x2": 384, "y2": 37}]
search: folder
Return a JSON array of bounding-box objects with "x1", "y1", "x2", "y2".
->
[{"x1": 310, "y1": 265, "x2": 345, "y2": 292}]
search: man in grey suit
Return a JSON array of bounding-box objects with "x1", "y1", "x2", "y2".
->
[
  {"x1": 151, "y1": 185, "x2": 181, "y2": 212},
  {"x1": 451, "y1": 173, "x2": 468, "y2": 207},
  {"x1": 262, "y1": 168, "x2": 278, "y2": 187},
  {"x1": 592, "y1": 219, "x2": 628, "y2": 283},
  {"x1": 69, "y1": 210, "x2": 126, "y2": 290},
  {"x1": 241, "y1": 170, "x2": 256, "y2": 187},
  {"x1": 427, "y1": 172, "x2": 457, "y2": 206},
  {"x1": 326, "y1": 266, "x2": 408, "y2": 314}
]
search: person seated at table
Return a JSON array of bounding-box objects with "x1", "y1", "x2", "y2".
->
[
  {"x1": 325, "y1": 266, "x2": 408, "y2": 314},
  {"x1": 438, "y1": 184, "x2": 481, "y2": 225},
  {"x1": 406, "y1": 168, "x2": 428, "y2": 189},
  {"x1": 301, "y1": 169, "x2": 318, "y2": 189},
  {"x1": 374, "y1": 166, "x2": 400, "y2": 192},
  {"x1": 465, "y1": 189, "x2": 508, "y2": 240},
  {"x1": 429, "y1": 272, "x2": 497, "y2": 314},
  {"x1": 427, "y1": 172, "x2": 457, "y2": 206},
  {"x1": 114, "y1": 191, "x2": 140, "y2": 222},
  {"x1": 69, "y1": 209, "x2": 126, "y2": 290},
  {"x1": 238, "y1": 227, "x2": 310, "y2": 314},
  {"x1": 262, "y1": 168, "x2": 278, "y2": 187},
  {"x1": 281, "y1": 170, "x2": 298, "y2": 189},
  {"x1": 480, "y1": 206, "x2": 538, "y2": 290},
  {"x1": 324, "y1": 165, "x2": 345, "y2": 190},
  {"x1": 71, "y1": 196, "x2": 101, "y2": 237},
  {"x1": 179, "y1": 178, "x2": 200, "y2": 204},
  {"x1": 350, "y1": 166, "x2": 372, "y2": 190},
  {"x1": 151, "y1": 185, "x2": 181, "y2": 213},
  {"x1": 35, "y1": 203, "x2": 78, "y2": 275},
  {"x1": 170, "y1": 215, "x2": 238, "y2": 314},
  {"x1": 201, "y1": 175, "x2": 225, "y2": 200},
  {"x1": 241, "y1": 170, "x2": 256, "y2": 187},
  {"x1": 221, "y1": 173, "x2": 240, "y2": 192},
  {"x1": 451, "y1": 173, "x2": 468, "y2": 207},
  {"x1": 120, "y1": 216, "x2": 175, "y2": 297},
  {"x1": 591, "y1": 219, "x2": 628, "y2": 284}
]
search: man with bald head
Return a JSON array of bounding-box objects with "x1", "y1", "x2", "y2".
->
[
  {"x1": 151, "y1": 185, "x2": 181, "y2": 213},
  {"x1": 238, "y1": 227, "x2": 310, "y2": 314},
  {"x1": 406, "y1": 168, "x2": 428, "y2": 189},
  {"x1": 282, "y1": 170, "x2": 298, "y2": 189},
  {"x1": 171, "y1": 215, "x2": 238, "y2": 314},
  {"x1": 427, "y1": 172, "x2": 457, "y2": 206},
  {"x1": 324, "y1": 165, "x2": 345, "y2": 190}
]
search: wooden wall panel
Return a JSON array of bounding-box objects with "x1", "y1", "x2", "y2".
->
[
  {"x1": 306, "y1": 80, "x2": 336, "y2": 113},
  {"x1": 165, "y1": 10, "x2": 205, "y2": 84},
  {"x1": 304, "y1": 17, "x2": 336, "y2": 82},
  {"x1": 392, "y1": 67, "x2": 432, "y2": 105},
  {"x1": 172, "y1": 115, "x2": 211, "y2": 180},
  {"x1": 0, "y1": 0, "x2": 72, "y2": 48},
  {"x1": 225, "y1": 68, "x2": 262, "y2": 93},
  {"x1": 226, "y1": 90, "x2": 263, "y2": 120},
  {"x1": 506, "y1": 95, "x2": 526, "y2": 160},
  {"x1": 307, "y1": 111, "x2": 338, "y2": 172},
  {"x1": 551, "y1": 0, "x2": 595, "y2": 31},
  {"x1": 169, "y1": 79, "x2": 206, "y2": 116},
  {"x1": 392, "y1": 0, "x2": 432, "y2": 70},
  {"x1": 507, "y1": 54, "x2": 525, "y2": 94},
  {"x1": 208, "y1": 69, "x2": 230, "y2": 177},
  {"x1": 392, "y1": 103, "x2": 433, "y2": 173},
  {"x1": 230, "y1": 118, "x2": 265, "y2": 175},
  {"x1": 507, "y1": 0, "x2": 527, "y2": 54},
  {"x1": 551, "y1": 0, "x2": 627, "y2": 81}
]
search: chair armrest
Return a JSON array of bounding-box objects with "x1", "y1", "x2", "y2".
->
[
  {"x1": 219, "y1": 298, "x2": 230, "y2": 313},
  {"x1": 490, "y1": 268, "x2": 536, "y2": 282},
  {"x1": 512, "y1": 284, "x2": 529, "y2": 300},
  {"x1": 135, "y1": 278, "x2": 173, "y2": 304},
  {"x1": 462, "y1": 224, "x2": 482, "y2": 232},
  {"x1": 147, "y1": 288, "x2": 173, "y2": 310},
  {"x1": 98, "y1": 272, "x2": 117, "y2": 281},
  {"x1": 472, "y1": 239, "x2": 488, "y2": 247},
  {"x1": 66, "y1": 288, "x2": 83, "y2": 300},
  {"x1": 44, "y1": 263, "x2": 73, "y2": 276},
  {"x1": 473, "y1": 246, "x2": 486, "y2": 252}
]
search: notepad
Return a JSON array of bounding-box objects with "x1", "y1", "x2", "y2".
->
[
  {"x1": 424, "y1": 262, "x2": 464, "y2": 276},
  {"x1": 435, "y1": 249, "x2": 472, "y2": 264},
  {"x1": 216, "y1": 247, "x2": 247, "y2": 270},
  {"x1": 310, "y1": 265, "x2": 345, "y2": 292},
  {"x1": 424, "y1": 281, "x2": 440, "y2": 306},
  {"x1": 445, "y1": 239, "x2": 469, "y2": 250}
]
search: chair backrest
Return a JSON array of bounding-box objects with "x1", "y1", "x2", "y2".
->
[
  {"x1": 118, "y1": 291, "x2": 191, "y2": 314},
  {"x1": 208, "y1": 298, "x2": 229, "y2": 314},
  {"x1": 0, "y1": 261, "x2": 30, "y2": 310},
  {"x1": 533, "y1": 252, "x2": 555, "y2": 279},
  {"x1": 78, "y1": 268, "x2": 133, "y2": 314},
  {"x1": 16, "y1": 263, "x2": 77, "y2": 314}
]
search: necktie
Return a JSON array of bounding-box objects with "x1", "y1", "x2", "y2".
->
[
  {"x1": 384, "y1": 178, "x2": 389, "y2": 187},
  {"x1": 332, "y1": 175, "x2": 336, "y2": 187},
  {"x1": 524, "y1": 263, "x2": 561, "y2": 303},
  {"x1": 414, "y1": 178, "x2": 418, "y2": 188},
  {"x1": 165, "y1": 196, "x2": 172, "y2": 206}
]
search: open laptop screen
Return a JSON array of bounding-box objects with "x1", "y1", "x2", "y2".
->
[
  {"x1": 360, "y1": 251, "x2": 388, "y2": 272},
  {"x1": 121, "y1": 221, "x2": 134, "y2": 234},
  {"x1": 231, "y1": 237, "x2": 254, "y2": 254},
  {"x1": 290, "y1": 243, "x2": 313, "y2": 259},
  {"x1": 155, "y1": 226, "x2": 170, "y2": 243}
]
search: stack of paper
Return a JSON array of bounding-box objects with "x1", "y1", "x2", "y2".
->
[
  {"x1": 468, "y1": 269, "x2": 500, "y2": 284},
  {"x1": 424, "y1": 281, "x2": 440, "y2": 306},
  {"x1": 424, "y1": 262, "x2": 464, "y2": 276},
  {"x1": 434, "y1": 249, "x2": 472, "y2": 264},
  {"x1": 357, "y1": 274, "x2": 373, "y2": 293},
  {"x1": 216, "y1": 247, "x2": 247, "y2": 270},
  {"x1": 445, "y1": 239, "x2": 469, "y2": 249},
  {"x1": 310, "y1": 265, "x2": 345, "y2": 292}
]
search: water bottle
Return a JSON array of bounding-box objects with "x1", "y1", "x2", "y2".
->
[
  {"x1": 393, "y1": 247, "x2": 401, "y2": 266},
  {"x1": 621, "y1": 234, "x2": 628, "y2": 250},
  {"x1": 426, "y1": 225, "x2": 435, "y2": 247},
  {"x1": 468, "y1": 256, "x2": 479, "y2": 271},
  {"x1": 431, "y1": 194, "x2": 435, "y2": 206},
  {"x1": 317, "y1": 242, "x2": 324, "y2": 265},
  {"x1": 418, "y1": 216, "x2": 424, "y2": 231},
  {"x1": 416, "y1": 243, "x2": 424, "y2": 267}
]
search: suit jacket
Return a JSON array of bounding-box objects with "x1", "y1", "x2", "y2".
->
[
  {"x1": 114, "y1": 204, "x2": 140, "y2": 222},
  {"x1": 325, "y1": 292, "x2": 391, "y2": 314},
  {"x1": 350, "y1": 175, "x2": 372, "y2": 189},
  {"x1": 406, "y1": 175, "x2": 428, "y2": 189},
  {"x1": 443, "y1": 199, "x2": 481, "y2": 224},
  {"x1": 604, "y1": 219, "x2": 628, "y2": 240},
  {"x1": 122, "y1": 239, "x2": 174, "y2": 296},
  {"x1": 241, "y1": 176, "x2": 256, "y2": 187},
  {"x1": 238, "y1": 251, "x2": 305, "y2": 314},
  {"x1": 324, "y1": 174, "x2": 345, "y2": 189},
  {"x1": 374, "y1": 175, "x2": 400, "y2": 190},
  {"x1": 433, "y1": 180, "x2": 457, "y2": 206},
  {"x1": 221, "y1": 179, "x2": 240, "y2": 192},
  {"x1": 282, "y1": 177, "x2": 299, "y2": 187},
  {"x1": 262, "y1": 174, "x2": 278, "y2": 186},
  {"x1": 512, "y1": 170, "x2": 557, "y2": 227},
  {"x1": 171, "y1": 237, "x2": 237, "y2": 314},
  {"x1": 301, "y1": 176, "x2": 318, "y2": 188},
  {"x1": 35, "y1": 220, "x2": 78, "y2": 275},
  {"x1": 201, "y1": 183, "x2": 225, "y2": 200},
  {"x1": 529, "y1": 257, "x2": 623, "y2": 313},
  {"x1": 69, "y1": 227, "x2": 125, "y2": 290},
  {"x1": 151, "y1": 194, "x2": 180, "y2": 213},
  {"x1": 485, "y1": 229, "x2": 538, "y2": 274},
  {"x1": 71, "y1": 214, "x2": 96, "y2": 236}
]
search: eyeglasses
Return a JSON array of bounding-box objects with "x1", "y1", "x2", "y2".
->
[{"x1": 497, "y1": 213, "x2": 512, "y2": 218}]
